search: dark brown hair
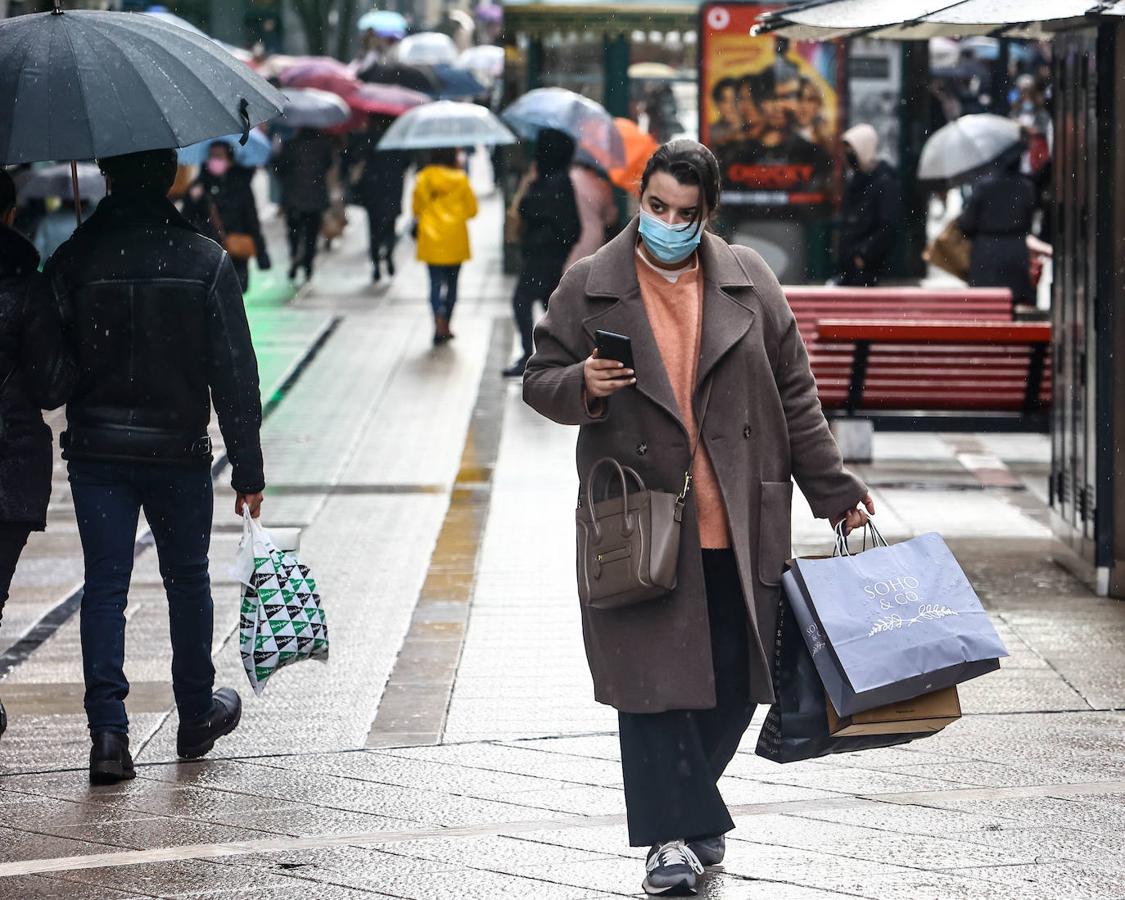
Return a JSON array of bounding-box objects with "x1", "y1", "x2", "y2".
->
[{"x1": 639, "y1": 139, "x2": 721, "y2": 234}]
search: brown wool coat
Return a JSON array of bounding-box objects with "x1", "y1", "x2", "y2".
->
[{"x1": 523, "y1": 219, "x2": 867, "y2": 714}]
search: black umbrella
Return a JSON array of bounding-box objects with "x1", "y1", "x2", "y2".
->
[
  {"x1": 0, "y1": 5, "x2": 283, "y2": 221},
  {"x1": 430, "y1": 64, "x2": 487, "y2": 100},
  {"x1": 358, "y1": 60, "x2": 442, "y2": 96}
]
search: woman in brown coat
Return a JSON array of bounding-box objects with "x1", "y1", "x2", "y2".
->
[{"x1": 523, "y1": 140, "x2": 873, "y2": 896}]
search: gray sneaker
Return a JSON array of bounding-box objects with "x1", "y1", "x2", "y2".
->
[
  {"x1": 643, "y1": 840, "x2": 704, "y2": 896},
  {"x1": 688, "y1": 834, "x2": 726, "y2": 867}
]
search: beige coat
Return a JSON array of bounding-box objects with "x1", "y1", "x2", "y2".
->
[{"x1": 523, "y1": 219, "x2": 866, "y2": 713}]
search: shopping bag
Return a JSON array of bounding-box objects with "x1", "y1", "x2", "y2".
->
[
  {"x1": 755, "y1": 587, "x2": 923, "y2": 763},
  {"x1": 825, "y1": 685, "x2": 961, "y2": 737},
  {"x1": 789, "y1": 523, "x2": 1006, "y2": 717},
  {"x1": 232, "y1": 511, "x2": 328, "y2": 695}
]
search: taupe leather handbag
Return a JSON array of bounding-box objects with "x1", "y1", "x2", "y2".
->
[{"x1": 576, "y1": 385, "x2": 711, "y2": 610}]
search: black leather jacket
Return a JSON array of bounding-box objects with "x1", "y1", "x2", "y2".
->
[
  {"x1": 44, "y1": 192, "x2": 265, "y2": 494},
  {"x1": 0, "y1": 224, "x2": 76, "y2": 527}
]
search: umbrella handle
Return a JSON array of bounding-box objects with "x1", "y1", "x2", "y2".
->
[
  {"x1": 70, "y1": 160, "x2": 83, "y2": 228},
  {"x1": 238, "y1": 98, "x2": 250, "y2": 146}
]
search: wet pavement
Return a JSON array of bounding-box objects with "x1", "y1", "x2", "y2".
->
[{"x1": 0, "y1": 171, "x2": 1123, "y2": 899}]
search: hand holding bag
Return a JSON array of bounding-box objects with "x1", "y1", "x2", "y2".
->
[
  {"x1": 207, "y1": 197, "x2": 256, "y2": 261},
  {"x1": 575, "y1": 382, "x2": 712, "y2": 610}
]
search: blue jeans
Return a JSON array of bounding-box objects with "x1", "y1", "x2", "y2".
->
[
  {"x1": 69, "y1": 460, "x2": 216, "y2": 733},
  {"x1": 427, "y1": 264, "x2": 461, "y2": 319}
]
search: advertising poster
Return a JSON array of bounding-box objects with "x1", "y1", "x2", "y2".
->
[{"x1": 700, "y1": 2, "x2": 842, "y2": 207}]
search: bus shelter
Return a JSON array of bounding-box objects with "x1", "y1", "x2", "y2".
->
[{"x1": 761, "y1": 0, "x2": 1125, "y2": 598}]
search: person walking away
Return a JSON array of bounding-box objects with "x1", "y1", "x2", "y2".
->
[
  {"x1": 181, "y1": 142, "x2": 271, "y2": 293},
  {"x1": 502, "y1": 129, "x2": 582, "y2": 378},
  {"x1": 275, "y1": 127, "x2": 335, "y2": 282},
  {"x1": 565, "y1": 162, "x2": 619, "y2": 272},
  {"x1": 837, "y1": 123, "x2": 900, "y2": 287},
  {"x1": 34, "y1": 199, "x2": 92, "y2": 262},
  {"x1": 0, "y1": 170, "x2": 77, "y2": 741},
  {"x1": 346, "y1": 115, "x2": 411, "y2": 282},
  {"x1": 959, "y1": 150, "x2": 1037, "y2": 312},
  {"x1": 413, "y1": 148, "x2": 478, "y2": 345},
  {"x1": 523, "y1": 140, "x2": 873, "y2": 896},
  {"x1": 44, "y1": 150, "x2": 266, "y2": 783}
]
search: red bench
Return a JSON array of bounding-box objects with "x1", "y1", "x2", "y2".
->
[{"x1": 813, "y1": 320, "x2": 1052, "y2": 431}]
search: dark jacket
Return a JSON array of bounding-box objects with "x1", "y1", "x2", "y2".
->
[
  {"x1": 0, "y1": 225, "x2": 77, "y2": 527},
  {"x1": 275, "y1": 130, "x2": 336, "y2": 214},
  {"x1": 43, "y1": 192, "x2": 265, "y2": 494},
  {"x1": 181, "y1": 166, "x2": 270, "y2": 267},
  {"x1": 838, "y1": 160, "x2": 900, "y2": 286},
  {"x1": 960, "y1": 169, "x2": 1036, "y2": 304},
  {"x1": 345, "y1": 130, "x2": 410, "y2": 218},
  {"x1": 519, "y1": 171, "x2": 581, "y2": 271}
]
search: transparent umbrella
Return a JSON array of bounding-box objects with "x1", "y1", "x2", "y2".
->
[
  {"x1": 917, "y1": 114, "x2": 1022, "y2": 187},
  {"x1": 357, "y1": 9, "x2": 407, "y2": 38},
  {"x1": 376, "y1": 100, "x2": 515, "y2": 150},
  {"x1": 278, "y1": 88, "x2": 352, "y2": 130},
  {"x1": 21, "y1": 162, "x2": 107, "y2": 202},
  {"x1": 395, "y1": 32, "x2": 458, "y2": 66},
  {"x1": 502, "y1": 87, "x2": 625, "y2": 169},
  {"x1": 457, "y1": 44, "x2": 504, "y2": 81}
]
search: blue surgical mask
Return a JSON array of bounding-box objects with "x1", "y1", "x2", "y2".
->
[{"x1": 638, "y1": 210, "x2": 703, "y2": 265}]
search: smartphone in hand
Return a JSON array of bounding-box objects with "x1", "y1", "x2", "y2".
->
[{"x1": 594, "y1": 330, "x2": 635, "y2": 371}]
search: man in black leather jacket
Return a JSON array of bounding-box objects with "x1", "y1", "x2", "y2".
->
[{"x1": 44, "y1": 149, "x2": 264, "y2": 783}]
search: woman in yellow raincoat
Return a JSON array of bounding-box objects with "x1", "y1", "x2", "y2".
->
[{"x1": 413, "y1": 149, "x2": 478, "y2": 345}]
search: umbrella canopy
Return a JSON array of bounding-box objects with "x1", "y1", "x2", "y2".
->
[
  {"x1": 0, "y1": 9, "x2": 283, "y2": 165},
  {"x1": 376, "y1": 100, "x2": 515, "y2": 150},
  {"x1": 142, "y1": 6, "x2": 253, "y2": 63},
  {"x1": 502, "y1": 87, "x2": 625, "y2": 169},
  {"x1": 177, "y1": 128, "x2": 273, "y2": 168},
  {"x1": 279, "y1": 88, "x2": 352, "y2": 130},
  {"x1": 278, "y1": 58, "x2": 360, "y2": 98},
  {"x1": 431, "y1": 64, "x2": 487, "y2": 99},
  {"x1": 359, "y1": 60, "x2": 442, "y2": 95},
  {"x1": 607, "y1": 118, "x2": 659, "y2": 194},
  {"x1": 456, "y1": 44, "x2": 504, "y2": 80},
  {"x1": 20, "y1": 162, "x2": 107, "y2": 202},
  {"x1": 928, "y1": 37, "x2": 960, "y2": 70},
  {"x1": 627, "y1": 62, "x2": 677, "y2": 81},
  {"x1": 475, "y1": 3, "x2": 503, "y2": 24},
  {"x1": 357, "y1": 9, "x2": 407, "y2": 38},
  {"x1": 918, "y1": 114, "x2": 1022, "y2": 186},
  {"x1": 349, "y1": 83, "x2": 431, "y2": 116},
  {"x1": 395, "y1": 32, "x2": 458, "y2": 66}
]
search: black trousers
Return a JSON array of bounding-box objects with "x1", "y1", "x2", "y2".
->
[
  {"x1": 286, "y1": 209, "x2": 323, "y2": 275},
  {"x1": 364, "y1": 204, "x2": 397, "y2": 270},
  {"x1": 0, "y1": 523, "x2": 33, "y2": 629},
  {"x1": 618, "y1": 549, "x2": 757, "y2": 847},
  {"x1": 512, "y1": 263, "x2": 565, "y2": 362}
]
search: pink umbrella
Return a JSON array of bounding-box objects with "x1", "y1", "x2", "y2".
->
[
  {"x1": 278, "y1": 58, "x2": 359, "y2": 99},
  {"x1": 347, "y1": 83, "x2": 431, "y2": 117}
]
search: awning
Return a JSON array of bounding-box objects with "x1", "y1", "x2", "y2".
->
[
  {"x1": 755, "y1": 0, "x2": 1119, "y2": 40},
  {"x1": 502, "y1": 1, "x2": 701, "y2": 37}
]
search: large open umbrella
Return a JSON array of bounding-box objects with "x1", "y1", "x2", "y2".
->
[
  {"x1": 278, "y1": 58, "x2": 360, "y2": 98},
  {"x1": 0, "y1": 6, "x2": 282, "y2": 224},
  {"x1": 21, "y1": 162, "x2": 107, "y2": 202},
  {"x1": 430, "y1": 64, "x2": 487, "y2": 100},
  {"x1": 456, "y1": 44, "x2": 504, "y2": 81},
  {"x1": 395, "y1": 32, "x2": 458, "y2": 66},
  {"x1": 357, "y1": 9, "x2": 407, "y2": 38},
  {"x1": 278, "y1": 88, "x2": 352, "y2": 130},
  {"x1": 177, "y1": 128, "x2": 273, "y2": 168},
  {"x1": 376, "y1": 100, "x2": 515, "y2": 150},
  {"x1": 918, "y1": 114, "x2": 1022, "y2": 187},
  {"x1": 502, "y1": 87, "x2": 625, "y2": 169},
  {"x1": 349, "y1": 83, "x2": 431, "y2": 117},
  {"x1": 607, "y1": 118, "x2": 659, "y2": 194}
]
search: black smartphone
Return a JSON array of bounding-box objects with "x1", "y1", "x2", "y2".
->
[{"x1": 594, "y1": 329, "x2": 635, "y2": 371}]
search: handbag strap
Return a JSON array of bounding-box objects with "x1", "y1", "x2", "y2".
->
[
  {"x1": 674, "y1": 377, "x2": 715, "y2": 519},
  {"x1": 206, "y1": 194, "x2": 228, "y2": 245}
]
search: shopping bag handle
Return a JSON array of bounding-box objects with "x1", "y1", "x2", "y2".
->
[{"x1": 833, "y1": 515, "x2": 888, "y2": 557}]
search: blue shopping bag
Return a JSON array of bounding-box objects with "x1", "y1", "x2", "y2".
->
[{"x1": 787, "y1": 523, "x2": 1007, "y2": 717}]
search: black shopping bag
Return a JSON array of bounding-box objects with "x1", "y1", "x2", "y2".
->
[{"x1": 755, "y1": 588, "x2": 920, "y2": 764}]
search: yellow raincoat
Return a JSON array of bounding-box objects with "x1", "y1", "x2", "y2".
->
[{"x1": 413, "y1": 164, "x2": 478, "y2": 265}]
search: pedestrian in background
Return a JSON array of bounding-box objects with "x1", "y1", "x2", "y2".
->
[
  {"x1": 0, "y1": 170, "x2": 77, "y2": 741},
  {"x1": 45, "y1": 149, "x2": 265, "y2": 783},
  {"x1": 566, "y1": 161, "x2": 619, "y2": 271},
  {"x1": 502, "y1": 128, "x2": 581, "y2": 378},
  {"x1": 412, "y1": 148, "x2": 478, "y2": 345},
  {"x1": 346, "y1": 115, "x2": 411, "y2": 283},
  {"x1": 181, "y1": 142, "x2": 271, "y2": 293},
  {"x1": 959, "y1": 150, "x2": 1037, "y2": 311},
  {"x1": 275, "y1": 127, "x2": 335, "y2": 282},
  {"x1": 837, "y1": 123, "x2": 900, "y2": 287},
  {"x1": 524, "y1": 139, "x2": 872, "y2": 897}
]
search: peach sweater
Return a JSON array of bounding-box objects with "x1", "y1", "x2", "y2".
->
[{"x1": 635, "y1": 250, "x2": 731, "y2": 549}]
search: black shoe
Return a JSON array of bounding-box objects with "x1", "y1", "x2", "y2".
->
[
  {"x1": 288, "y1": 264, "x2": 299, "y2": 281},
  {"x1": 386, "y1": 256, "x2": 395, "y2": 277},
  {"x1": 372, "y1": 266, "x2": 382, "y2": 282},
  {"x1": 176, "y1": 687, "x2": 242, "y2": 760},
  {"x1": 502, "y1": 357, "x2": 530, "y2": 378},
  {"x1": 90, "y1": 731, "x2": 136, "y2": 785}
]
